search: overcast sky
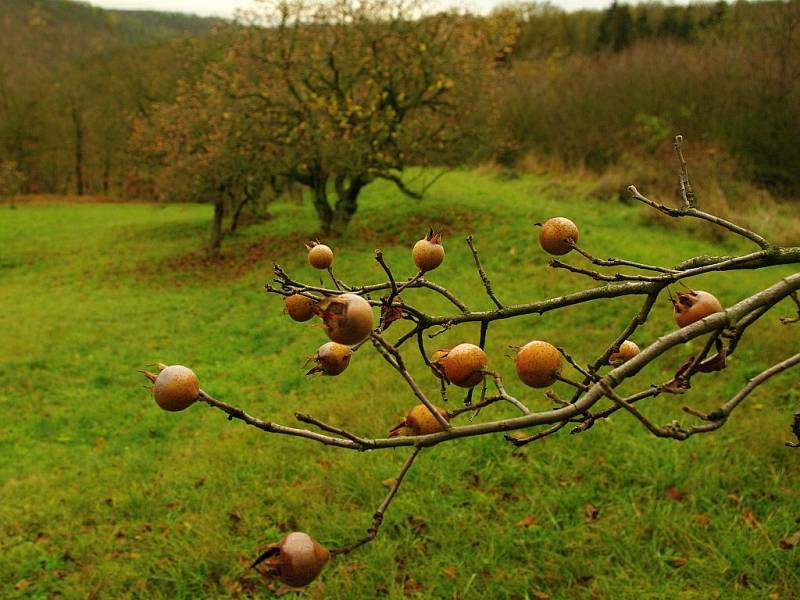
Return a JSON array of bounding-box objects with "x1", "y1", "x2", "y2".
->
[{"x1": 86, "y1": 0, "x2": 640, "y2": 18}]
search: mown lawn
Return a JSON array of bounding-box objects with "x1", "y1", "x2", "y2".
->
[{"x1": 1, "y1": 171, "x2": 798, "y2": 599}]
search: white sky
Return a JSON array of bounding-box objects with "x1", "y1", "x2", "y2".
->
[{"x1": 86, "y1": 0, "x2": 655, "y2": 18}]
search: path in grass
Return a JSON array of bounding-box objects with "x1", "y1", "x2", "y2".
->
[{"x1": 1, "y1": 171, "x2": 798, "y2": 599}]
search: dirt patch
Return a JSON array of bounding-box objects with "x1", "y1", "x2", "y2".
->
[{"x1": 5, "y1": 195, "x2": 157, "y2": 205}]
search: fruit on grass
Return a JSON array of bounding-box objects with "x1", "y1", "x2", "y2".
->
[
  {"x1": 285, "y1": 294, "x2": 316, "y2": 322},
  {"x1": 306, "y1": 241, "x2": 334, "y2": 269},
  {"x1": 150, "y1": 365, "x2": 200, "y2": 411},
  {"x1": 515, "y1": 341, "x2": 563, "y2": 388},
  {"x1": 673, "y1": 290, "x2": 723, "y2": 327},
  {"x1": 307, "y1": 342, "x2": 353, "y2": 376},
  {"x1": 412, "y1": 229, "x2": 445, "y2": 272},
  {"x1": 539, "y1": 217, "x2": 579, "y2": 255},
  {"x1": 253, "y1": 532, "x2": 330, "y2": 588},
  {"x1": 389, "y1": 404, "x2": 449, "y2": 437},
  {"x1": 437, "y1": 343, "x2": 488, "y2": 388},
  {"x1": 609, "y1": 340, "x2": 640, "y2": 365},
  {"x1": 318, "y1": 293, "x2": 374, "y2": 345}
]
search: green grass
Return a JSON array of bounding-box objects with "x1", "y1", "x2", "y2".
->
[{"x1": 1, "y1": 171, "x2": 798, "y2": 600}]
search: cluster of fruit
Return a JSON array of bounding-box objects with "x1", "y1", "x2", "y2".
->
[{"x1": 143, "y1": 216, "x2": 725, "y2": 589}]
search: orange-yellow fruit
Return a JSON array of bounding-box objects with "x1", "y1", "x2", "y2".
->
[
  {"x1": 609, "y1": 340, "x2": 640, "y2": 364},
  {"x1": 673, "y1": 290, "x2": 723, "y2": 327},
  {"x1": 412, "y1": 230, "x2": 444, "y2": 272},
  {"x1": 309, "y1": 342, "x2": 353, "y2": 376},
  {"x1": 539, "y1": 217, "x2": 579, "y2": 255},
  {"x1": 319, "y1": 293, "x2": 374, "y2": 345},
  {"x1": 515, "y1": 341, "x2": 562, "y2": 388},
  {"x1": 307, "y1": 242, "x2": 334, "y2": 269},
  {"x1": 153, "y1": 365, "x2": 199, "y2": 411},
  {"x1": 389, "y1": 404, "x2": 449, "y2": 437},
  {"x1": 257, "y1": 532, "x2": 330, "y2": 588},
  {"x1": 439, "y1": 343, "x2": 488, "y2": 388},
  {"x1": 285, "y1": 294, "x2": 315, "y2": 322}
]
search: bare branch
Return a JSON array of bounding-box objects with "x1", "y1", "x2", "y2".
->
[
  {"x1": 466, "y1": 235, "x2": 503, "y2": 309},
  {"x1": 674, "y1": 134, "x2": 696, "y2": 209},
  {"x1": 330, "y1": 447, "x2": 422, "y2": 556}
]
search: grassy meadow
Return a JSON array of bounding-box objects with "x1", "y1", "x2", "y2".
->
[{"x1": 1, "y1": 171, "x2": 799, "y2": 599}]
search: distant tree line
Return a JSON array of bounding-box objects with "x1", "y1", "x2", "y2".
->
[{"x1": 1, "y1": 0, "x2": 798, "y2": 249}]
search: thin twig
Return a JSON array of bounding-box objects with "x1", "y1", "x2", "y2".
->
[
  {"x1": 329, "y1": 447, "x2": 422, "y2": 556},
  {"x1": 466, "y1": 235, "x2": 503, "y2": 308}
]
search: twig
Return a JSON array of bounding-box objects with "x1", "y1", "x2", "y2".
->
[
  {"x1": 674, "y1": 135, "x2": 696, "y2": 209},
  {"x1": 466, "y1": 235, "x2": 503, "y2": 308},
  {"x1": 294, "y1": 412, "x2": 372, "y2": 447},
  {"x1": 780, "y1": 291, "x2": 800, "y2": 325},
  {"x1": 329, "y1": 447, "x2": 422, "y2": 556},
  {"x1": 628, "y1": 185, "x2": 770, "y2": 249}
]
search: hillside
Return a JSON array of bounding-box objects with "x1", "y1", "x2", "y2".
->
[{"x1": 0, "y1": 0, "x2": 221, "y2": 84}]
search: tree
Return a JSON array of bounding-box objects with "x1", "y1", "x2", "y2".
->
[
  {"x1": 0, "y1": 159, "x2": 24, "y2": 207},
  {"x1": 143, "y1": 136, "x2": 800, "y2": 588},
  {"x1": 210, "y1": 0, "x2": 515, "y2": 233}
]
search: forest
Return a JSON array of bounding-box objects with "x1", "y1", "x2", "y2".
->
[{"x1": 1, "y1": 1, "x2": 798, "y2": 238}]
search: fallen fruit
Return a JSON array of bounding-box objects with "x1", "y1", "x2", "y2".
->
[
  {"x1": 151, "y1": 365, "x2": 200, "y2": 411},
  {"x1": 673, "y1": 290, "x2": 723, "y2": 327},
  {"x1": 412, "y1": 229, "x2": 445, "y2": 272},
  {"x1": 308, "y1": 342, "x2": 353, "y2": 376},
  {"x1": 539, "y1": 217, "x2": 579, "y2": 255},
  {"x1": 609, "y1": 340, "x2": 640, "y2": 365},
  {"x1": 318, "y1": 293, "x2": 374, "y2": 345},
  {"x1": 306, "y1": 241, "x2": 334, "y2": 270},
  {"x1": 254, "y1": 531, "x2": 330, "y2": 588},
  {"x1": 389, "y1": 404, "x2": 449, "y2": 437},
  {"x1": 437, "y1": 343, "x2": 487, "y2": 388},
  {"x1": 285, "y1": 294, "x2": 316, "y2": 322},
  {"x1": 515, "y1": 341, "x2": 562, "y2": 388}
]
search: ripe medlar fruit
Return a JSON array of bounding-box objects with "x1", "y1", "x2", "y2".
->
[
  {"x1": 673, "y1": 290, "x2": 723, "y2": 327},
  {"x1": 412, "y1": 229, "x2": 445, "y2": 272},
  {"x1": 253, "y1": 531, "x2": 330, "y2": 588},
  {"x1": 306, "y1": 241, "x2": 334, "y2": 270},
  {"x1": 389, "y1": 404, "x2": 449, "y2": 437},
  {"x1": 307, "y1": 342, "x2": 353, "y2": 376},
  {"x1": 436, "y1": 343, "x2": 488, "y2": 388},
  {"x1": 148, "y1": 364, "x2": 200, "y2": 411},
  {"x1": 317, "y1": 293, "x2": 374, "y2": 345},
  {"x1": 284, "y1": 294, "x2": 316, "y2": 322},
  {"x1": 515, "y1": 341, "x2": 563, "y2": 388},
  {"x1": 539, "y1": 217, "x2": 579, "y2": 255}
]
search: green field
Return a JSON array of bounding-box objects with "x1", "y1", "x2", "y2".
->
[{"x1": 1, "y1": 171, "x2": 798, "y2": 599}]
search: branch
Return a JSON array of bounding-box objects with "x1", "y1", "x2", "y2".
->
[
  {"x1": 330, "y1": 446, "x2": 422, "y2": 556},
  {"x1": 628, "y1": 185, "x2": 770, "y2": 249},
  {"x1": 466, "y1": 235, "x2": 503, "y2": 309}
]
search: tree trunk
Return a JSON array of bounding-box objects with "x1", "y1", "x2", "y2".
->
[
  {"x1": 210, "y1": 200, "x2": 225, "y2": 256},
  {"x1": 70, "y1": 105, "x2": 85, "y2": 196},
  {"x1": 311, "y1": 173, "x2": 333, "y2": 233},
  {"x1": 330, "y1": 176, "x2": 365, "y2": 234},
  {"x1": 230, "y1": 194, "x2": 249, "y2": 233}
]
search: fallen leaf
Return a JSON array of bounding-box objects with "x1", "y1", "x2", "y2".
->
[
  {"x1": 531, "y1": 592, "x2": 550, "y2": 600},
  {"x1": 696, "y1": 513, "x2": 712, "y2": 528},
  {"x1": 165, "y1": 500, "x2": 183, "y2": 509},
  {"x1": 194, "y1": 478, "x2": 205, "y2": 488},
  {"x1": 403, "y1": 577, "x2": 423, "y2": 595},
  {"x1": 779, "y1": 529, "x2": 800, "y2": 549},
  {"x1": 515, "y1": 515, "x2": 538, "y2": 528},
  {"x1": 14, "y1": 579, "x2": 31, "y2": 591},
  {"x1": 442, "y1": 566, "x2": 457, "y2": 579},
  {"x1": 229, "y1": 511, "x2": 242, "y2": 523},
  {"x1": 727, "y1": 494, "x2": 741, "y2": 504},
  {"x1": 666, "y1": 556, "x2": 689, "y2": 568},
  {"x1": 382, "y1": 478, "x2": 396, "y2": 488},
  {"x1": 666, "y1": 486, "x2": 685, "y2": 502},
  {"x1": 736, "y1": 573, "x2": 749, "y2": 587},
  {"x1": 743, "y1": 510, "x2": 760, "y2": 528},
  {"x1": 584, "y1": 503, "x2": 599, "y2": 522}
]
